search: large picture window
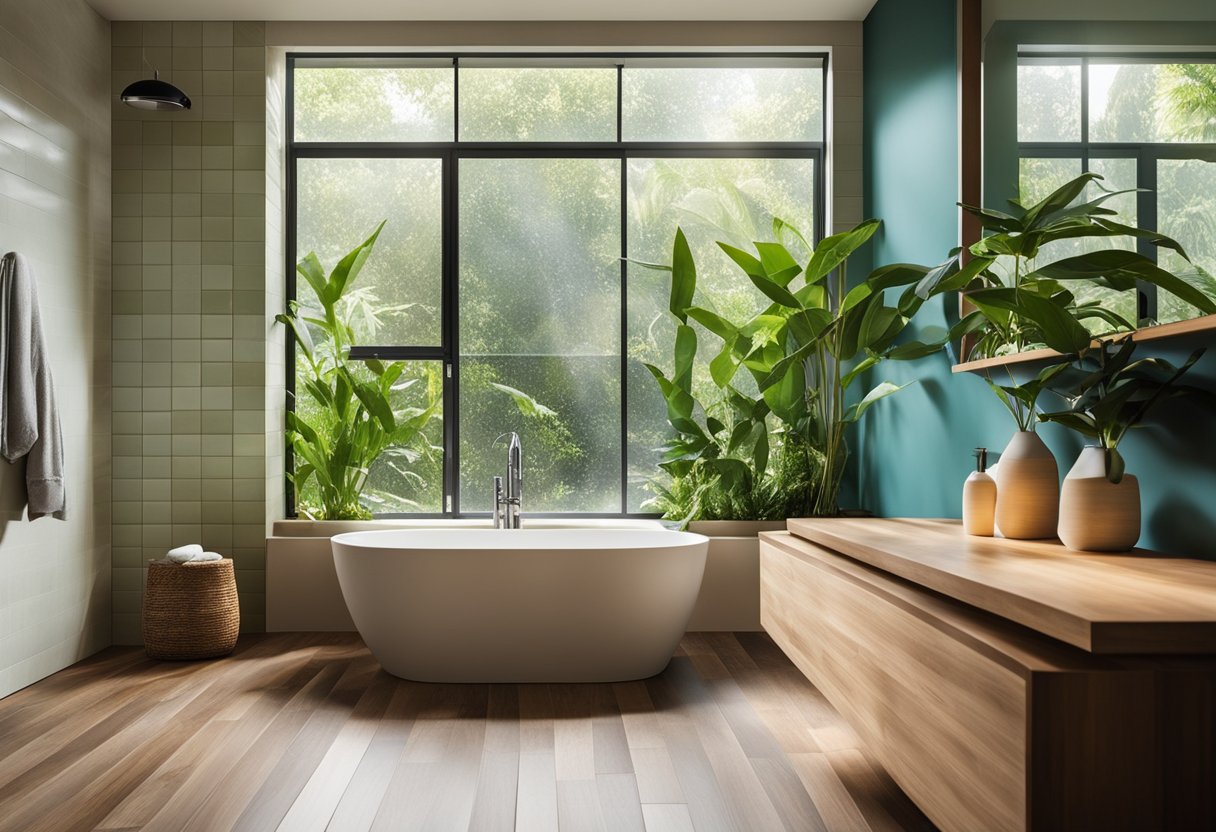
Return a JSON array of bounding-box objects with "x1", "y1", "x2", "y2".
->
[
  {"x1": 1017, "y1": 54, "x2": 1216, "y2": 327},
  {"x1": 287, "y1": 53, "x2": 825, "y2": 516}
]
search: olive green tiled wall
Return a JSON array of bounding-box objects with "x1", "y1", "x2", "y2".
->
[{"x1": 110, "y1": 20, "x2": 267, "y2": 642}]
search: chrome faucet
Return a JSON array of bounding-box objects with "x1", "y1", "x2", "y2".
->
[{"x1": 493, "y1": 432, "x2": 522, "y2": 529}]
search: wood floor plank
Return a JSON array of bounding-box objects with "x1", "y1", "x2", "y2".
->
[
  {"x1": 325, "y1": 683, "x2": 426, "y2": 832},
  {"x1": 790, "y1": 752, "x2": 875, "y2": 832},
  {"x1": 0, "y1": 639, "x2": 312, "y2": 832},
  {"x1": 516, "y1": 750, "x2": 559, "y2": 832},
  {"x1": 590, "y1": 683, "x2": 633, "y2": 775},
  {"x1": 596, "y1": 772, "x2": 646, "y2": 832},
  {"x1": 142, "y1": 645, "x2": 359, "y2": 832},
  {"x1": 467, "y1": 750, "x2": 519, "y2": 832},
  {"x1": 630, "y1": 745, "x2": 685, "y2": 805},
  {"x1": 272, "y1": 665, "x2": 396, "y2": 832},
  {"x1": 552, "y1": 683, "x2": 596, "y2": 781},
  {"x1": 613, "y1": 681, "x2": 665, "y2": 750},
  {"x1": 519, "y1": 683, "x2": 556, "y2": 754},
  {"x1": 557, "y1": 778, "x2": 609, "y2": 832},
  {"x1": 662, "y1": 657, "x2": 788, "y2": 832},
  {"x1": 641, "y1": 803, "x2": 696, "y2": 832},
  {"x1": 0, "y1": 633, "x2": 933, "y2": 832},
  {"x1": 231, "y1": 657, "x2": 383, "y2": 832}
]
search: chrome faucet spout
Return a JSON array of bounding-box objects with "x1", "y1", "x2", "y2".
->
[{"x1": 493, "y1": 432, "x2": 523, "y2": 529}]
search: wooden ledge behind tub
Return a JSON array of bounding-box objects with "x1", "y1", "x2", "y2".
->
[{"x1": 759, "y1": 525, "x2": 1216, "y2": 832}]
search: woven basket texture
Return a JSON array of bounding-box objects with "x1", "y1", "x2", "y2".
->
[{"x1": 142, "y1": 558, "x2": 240, "y2": 660}]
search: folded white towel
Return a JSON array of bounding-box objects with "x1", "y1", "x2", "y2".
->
[
  {"x1": 167, "y1": 544, "x2": 204, "y2": 563},
  {"x1": 191, "y1": 551, "x2": 223, "y2": 562}
]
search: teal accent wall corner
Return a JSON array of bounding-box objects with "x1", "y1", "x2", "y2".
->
[
  {"x1": 857, "y1": 0, "x2": 1009, "y2": 519},
  {"x1": 857, "y1": 3, "x2": 1216, "y2": 557}
]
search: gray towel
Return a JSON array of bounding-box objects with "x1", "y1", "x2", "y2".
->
[{"x1": 0, "y1": 252, "x2": 65, "y2": 520}]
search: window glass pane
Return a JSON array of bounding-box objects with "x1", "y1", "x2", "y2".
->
[
  {"x1": 458, "y1": 67, "x2": 616, "y2": 141},
  {"x1": 622, "y1": 66, "x2": 823, "y2": 142},
  {"x1": 625, "y1": 158, "x2": 815, "y2": 512},
  {"x1": 293, "y1": 360, "x2": 445, "y2": 515},
  {"x1": 1090, "y1": 62, "x2": 1216, "y2": 143},
  {"x1": 1018, "y1": 157, "x2": 1138, "y2": 331},
  {"x1": 459, "y1": 158, "x2": 622, "y2": 512},
  {"x1": 296, "y1": 157, "x2": 443, "y2": 346},
  {"x1": 1157, "y1": 158, "x2": 1216, "y2": 324},
  {"x1": 293, "y1": 66, "x2": 454, "y2": 142},
  {"x1": 1017, "y1": 60, "x2": 1081, "y2": 142}
]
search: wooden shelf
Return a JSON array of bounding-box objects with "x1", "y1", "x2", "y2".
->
[
  {"x1": 784, "y1": 517, "x2": 1216, "y2": 654},
  {"x1": 952, "y1": 313, "x2": 1216, "y2": 374}
]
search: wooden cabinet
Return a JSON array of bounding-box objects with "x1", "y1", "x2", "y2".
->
[{"x1": 760, "y1": 522, "x2": 1216, "y2": 832}]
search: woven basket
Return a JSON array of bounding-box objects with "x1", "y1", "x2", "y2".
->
[{"x1": 143, "y1": 558, "x2": 240, "y2": 660}]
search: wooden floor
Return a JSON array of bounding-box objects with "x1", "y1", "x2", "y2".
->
[{"x1": 0, "y1": 632, "x2": 933, "y2": 832}]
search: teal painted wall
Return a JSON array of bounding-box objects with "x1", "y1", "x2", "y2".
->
[{"x1": 857, "y1": 4, "x2": 1216, "y2": 558}]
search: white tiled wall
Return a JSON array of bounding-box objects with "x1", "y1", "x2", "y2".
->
[
  {"x1": 0, "y1": 0, "x2": 112, "y2": 698},
  {"x1": 110, "y1": 20, "x2": 267, "y2": 642}
]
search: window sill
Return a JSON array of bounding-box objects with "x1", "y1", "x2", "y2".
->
[{"x1": 952, "y1": 313, "x2": 1216, "y2": 374}]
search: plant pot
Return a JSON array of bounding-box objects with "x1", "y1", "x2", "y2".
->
[
  {"x1": 686, "y1": 520, "x2": 785, "y2": 631},
  {"x1": 1057, "y1": 447, "x2": 1141, "y2": 552},
  {"x1": 993, "y1": 431, "x2": 1059, "y2": 540}
]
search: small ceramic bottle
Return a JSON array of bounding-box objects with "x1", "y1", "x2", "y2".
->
[{"x1": 963, "y1": 447, "x2": 997, "y2": 537}]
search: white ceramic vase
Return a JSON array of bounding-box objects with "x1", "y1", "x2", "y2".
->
[
  {"x1": 1057, "y1": 446, "x2": 1141, "y2": 552},
  {"x1": 994, "y1": 431, "x2": 1059, "y2": 540}
]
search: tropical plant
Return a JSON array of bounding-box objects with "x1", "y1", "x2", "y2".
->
[
  {"x1": 1163, "y1": 63, "x2": 1216, "y2": 142},
  {"x1": 641, "y1": 219, "x2": 957, "y2": 521},
  {"x1": 984, "y1": 362, "x2": 1071, "y2": 433},
  {"x1": 278, "y1": 223, "x2": 440, "y2": 519},
  {"x1": 1039, "y1": 337, "x2": 1213, "y2": 482},
  {"x1": 917, "y1": 172, "x2": 1216, "y2": 361}
]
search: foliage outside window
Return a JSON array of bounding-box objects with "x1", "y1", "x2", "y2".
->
[
  {"x1": 288, "y1": 54, "x2": 825, "y2": 517},
  {"x1": 1016, "y1": 55, "x2": 1216, "y2": 327}
]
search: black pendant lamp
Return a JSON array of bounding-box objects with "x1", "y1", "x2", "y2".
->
[{"x1": 121, "y1": 69, "x2": 191, "y2": 111}]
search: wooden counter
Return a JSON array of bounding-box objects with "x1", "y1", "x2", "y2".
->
[
  {"x1": 760, "y1": 525, "x2": 1216, "y2": 832},
  {"x1": 787, "y1": 517, "x2": 1216, "y2": 654}
]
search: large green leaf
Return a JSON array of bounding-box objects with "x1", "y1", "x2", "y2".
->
[
  {"x1": 329, "y1": 221, "x2": 385, "y2": 300},
  {"x1": 754, "y1": 242, "x2": 803, "y2": 286},
  {"x1": 296, "y1": 253, "x2": 331, "y2": 305},
  {"x1": 718, "y1": 242, "x2": 764, "y2": 279},
  {"x1": 686, "y1": 307, "x2": 737, "y2": 341},
  {"x1": 746, "y1": 272, "x2": 802, "y2": 308},
  {"x1": 966, "y1": 287, "x2": 1092, "y2": 355},
  {"x1": 805, "y1": 218, "x2": 881, "y2": 284},
  {"x1": 1029, "y1": 249, "x2": 1216, "y2": 315},
  {"x1": 670, "y1": 227, "x2": 697, "y2": 321},
  {"x1": 843, "y1": 381, "x2": 912, "y2": 423},
  {"x1": 1021, "y1": 172, "x2": 1102, "y2": 228},
  {"x1": 673, "y1": 324, "x2": 697, "y2": 391}
]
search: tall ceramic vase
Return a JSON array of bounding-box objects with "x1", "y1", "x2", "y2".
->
[
  {"x1": 1057, "y1": 446, "x2": 1141, "y2": 552},
  {"x1": 994, "y1": 431, "x2": 1059, "y2": 539}
]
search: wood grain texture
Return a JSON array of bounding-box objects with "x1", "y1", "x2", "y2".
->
[
  {"x1": 952, "y1": 313, "x2": 1216, "y2": 374},
  {"x1": 0, "y1": 632, "x2": 930, "y2": 832},
  {"x1": 762, "y1": 530, "x2": 1216, "y2": 832},
  {"x1": 784, "y1": 517, "x2": 1216, "y2": 653}
]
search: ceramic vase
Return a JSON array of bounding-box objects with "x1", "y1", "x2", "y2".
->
[
  {"x1": 1057, "y1": 446, "x2": 1141, "y2": 552},
  {"x1": 993, "y1": 431, "x2": 1059, "y2": 539}
]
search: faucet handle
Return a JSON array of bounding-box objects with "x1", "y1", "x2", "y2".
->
[{"x1": 492, "y1": 476, "x2": 504, "y2": 528}]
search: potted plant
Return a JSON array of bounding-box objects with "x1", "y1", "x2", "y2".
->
[
  {"x1": 1040, "y1": 338, "x2": 1211, "y2": 551},
  {"x1": 276, "y1": 222, "x2": 440, "y2": 520},
  {"x1": 917, "y1": 172, "x2": 1216, "y2": 538},
  {"x1": 638, "y1": 220, "x2": 952, "y2": 627}
]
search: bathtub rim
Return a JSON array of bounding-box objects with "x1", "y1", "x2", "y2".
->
[{"x1": 331, "y1": 527, "x2": 709, "y2": 552}]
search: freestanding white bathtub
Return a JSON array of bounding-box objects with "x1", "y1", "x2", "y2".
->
[{"x1": 331, "y1": 527, "x2": 709, "y2": 683}]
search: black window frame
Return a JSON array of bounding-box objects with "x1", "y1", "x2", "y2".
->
[
  {"x1": 1017, "y1": 51, "x2": 1216, "y2": 321},
  {"x1": 285, "y1": 51, "x2": 828, "y2": 518}
]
